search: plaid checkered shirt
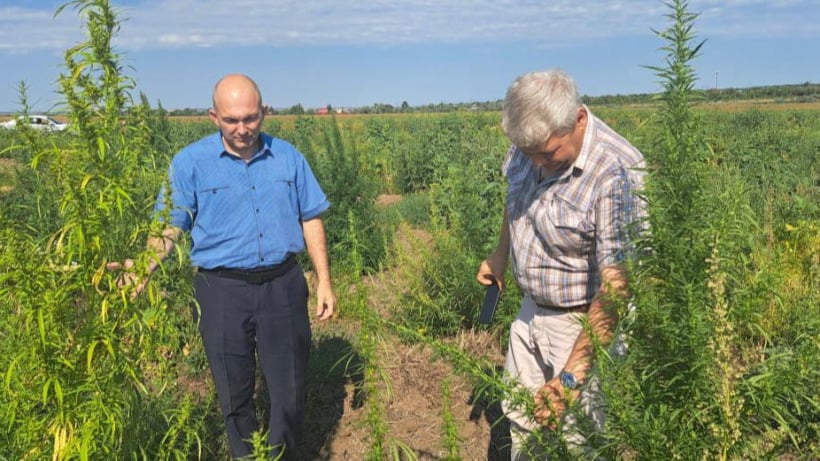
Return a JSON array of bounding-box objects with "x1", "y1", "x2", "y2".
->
[{"x1": 503, "y1": 109, "x2": 647, "y2": 308}]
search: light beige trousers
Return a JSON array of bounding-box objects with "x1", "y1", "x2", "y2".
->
[{"x1": 502, "y1": 296, "x2": 605, "y2": 460}]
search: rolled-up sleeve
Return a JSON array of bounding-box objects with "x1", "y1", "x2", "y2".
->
[
  {"x1": 294, "y1": 152, "x2": 329, "y2": 221},
  {"x1": 595, "y1": 168, "x2": 643, "y2": 270}
]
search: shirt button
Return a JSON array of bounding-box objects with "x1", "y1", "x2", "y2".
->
[{"x1": 259, "y1": 233, "x2": 263, "y2": 238}]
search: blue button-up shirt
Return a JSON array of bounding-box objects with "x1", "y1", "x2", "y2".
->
[{"x1": 155, "y1": 132, "x2": 330, "y2": 270}]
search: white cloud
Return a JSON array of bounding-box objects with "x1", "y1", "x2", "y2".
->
[
  {"x1": 0, "y1": 6, "x2": 84, "y2": 52},
  {"x1": 0, "y1": 0, "x2": 817, "y2": 53}
]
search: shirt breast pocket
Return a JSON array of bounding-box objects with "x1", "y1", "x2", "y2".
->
[
  {"x1": 542, "y1": 196, "x2": 593, "y2": 255},
  {"x1": 197, "y1": 183, "x2": 233, "y2": 209},
  {"x1": 271, "y1": 178, "x2": 300, "y2": 217}
]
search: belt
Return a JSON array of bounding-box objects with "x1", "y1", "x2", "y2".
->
[
  {"x1": 199, "y1": 255, "x2": 297, "y2": 284},
  {"x1": 536, "y1": 302, "x2": 590, "y2": 314}
]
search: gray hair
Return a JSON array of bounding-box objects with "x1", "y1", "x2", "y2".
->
[{"x1": 501, "y1": 69, "x2": 582, "y2": 151}]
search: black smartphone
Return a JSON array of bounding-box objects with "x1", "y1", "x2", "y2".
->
[{"x1": 478, "y1": 280, "x2": 501, "y2": 324}]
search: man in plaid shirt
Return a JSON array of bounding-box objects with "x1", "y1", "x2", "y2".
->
[{"x1": 476, "y1": 69, "x2": 646, "y2": 459}]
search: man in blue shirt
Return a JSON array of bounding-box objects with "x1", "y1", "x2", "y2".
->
[{"x1": 110, "y1": 74, "x2": 335, "y2": 459}]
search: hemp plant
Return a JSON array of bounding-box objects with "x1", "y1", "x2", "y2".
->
[
  {"x1": 595, "y1": 1, "x2": 819, "y2": 459},
  {"x1": 0, "y1": 1, "x2": 200, "y2": 459}
]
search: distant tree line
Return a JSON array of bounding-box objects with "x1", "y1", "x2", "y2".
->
[
  {"x1": 583, "y1": 82, "x2": 819, "y2": 106},
  {"x1": 164, "y1": 82, "x2": 818, "y2": 117},
  {"x1": 701, "y1": 81, "x2": 819, "y2": 103}
]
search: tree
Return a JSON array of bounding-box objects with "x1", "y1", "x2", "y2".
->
[{"x1": 287, "y1": 104, "x2": 305, "y2": 115}]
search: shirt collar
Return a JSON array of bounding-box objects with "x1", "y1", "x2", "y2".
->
[
  {"x1": 257, "y1": 133, "x2": 274, "y2": 158},
  {"x1": 211, "y1": 132, "x2": 272, "y2": 161},
  {"x1": 568, "y1": 105, "x2": 595, "y2": 174}
]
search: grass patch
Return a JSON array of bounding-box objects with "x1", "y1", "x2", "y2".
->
[
  {"x1": 376, "y1": 191, "x2": 431, "y2": 229},
  {"x1": 0, "y1": 158, "x2": 19, "y2": 192}
]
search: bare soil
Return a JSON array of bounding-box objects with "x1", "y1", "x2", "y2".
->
[
  {"x1": 302, "y1": 327, "x2": 510, "y2": 460},
  {"x1": 298, "y1": 201, "x2": 511, "y2": 460}
]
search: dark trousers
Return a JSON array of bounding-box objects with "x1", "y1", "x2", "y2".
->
[{"x1": 194, "y1": 264, "x2": 310, "y2": 460}]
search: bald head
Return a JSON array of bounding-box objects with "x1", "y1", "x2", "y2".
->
[
  {"x1": 209, "y1": 74, "x2": 266, "y2": 159},
  {"x1": 212, "y1": 74, "x2": 263, "y2": 112}
]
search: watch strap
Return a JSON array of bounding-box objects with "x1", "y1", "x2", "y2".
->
[{"x1": 559, "y1": 370, "x2": 578, "y2": 390}]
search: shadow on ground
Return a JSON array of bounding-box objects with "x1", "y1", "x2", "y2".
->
[
  {"x1": 300, "y1": 335, "x2": 363, "y2": 460},
  {"x1": 468, "y1": 365, "x2": 512, "y2": 460}
]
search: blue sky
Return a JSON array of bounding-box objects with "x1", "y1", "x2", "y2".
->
[{"x1": 0, "y1": 0, "x2": 818, "y2": 112}]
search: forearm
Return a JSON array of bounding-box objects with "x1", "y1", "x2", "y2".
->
[
  {"x1": 302, "y1": 215, "x2": 336, "y2": 320},
  {"x1": 301, "y1": 216, "x2": 331, "y2": 286},
  {"x1": 492, "y1": 209, "x2": 511, "y2": 262},
  {"x1": 563, "y1": 265, "x2": 628, "y2": 383},
  {"x1": 478, "y1": 209, "x2": 511, "y2": 288}
]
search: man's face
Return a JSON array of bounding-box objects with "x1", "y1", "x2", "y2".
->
[
  {"x1": 520, "y1": 130, "x2": 578, "y2": 172},
  {"x1": 209, "y1": 93, "x2": 264, "y2": 157},
  {"x1": 520, "y1": 107, "x2": 587, "y2": 173}
]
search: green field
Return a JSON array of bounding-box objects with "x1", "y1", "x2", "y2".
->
[
  {"x1": 2, "y1": 97, "x2": 818, "y2": 460},
  {"x1": 1, "y1": 1, "x2": 818, "y2": 460}
]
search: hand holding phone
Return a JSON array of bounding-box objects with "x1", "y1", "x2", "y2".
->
[{"x1": 478, "y1": 278, "x2": 501, "y2": 324}]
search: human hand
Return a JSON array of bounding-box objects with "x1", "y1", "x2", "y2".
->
[
  {"x1": 533, "y1": 377, "x2": 569, "y2": 430},
  {"x1": 105, "y1": 258, "x2": 149, "y2": 298},
  {"x1": 476, "y1": 258, "x2": 505, "y2": 290},
  {"x1": 315, "y1": 281, "x2": 336, "y2": 321}
]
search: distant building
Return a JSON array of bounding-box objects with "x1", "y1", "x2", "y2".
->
[{"x1": 314, "y1": 106, "x2": 348, "y2": 115}]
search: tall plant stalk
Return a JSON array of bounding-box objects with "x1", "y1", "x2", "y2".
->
[
  {"x1": 594, "y1": 1, "x2": 819, "y2": 459},
  {"x1": 0, "y1": 1, "x2": 199, "y2": 458}
]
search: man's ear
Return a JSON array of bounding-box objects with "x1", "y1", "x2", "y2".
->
[
  {"x1": 577, "y1": 106, "x2": 588, "y2": 128},
  {"x1": 208, "y1": 108, "x2": 219, "y2": 127}
]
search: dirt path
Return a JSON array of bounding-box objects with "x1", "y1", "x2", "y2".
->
[{"x1": 301, "y1": 217, "x2": 512, "y2": 460}]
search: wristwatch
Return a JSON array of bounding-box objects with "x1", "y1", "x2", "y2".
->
[{"x1": 559, "y1": 370, "x2": 578, "y2": 390}]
